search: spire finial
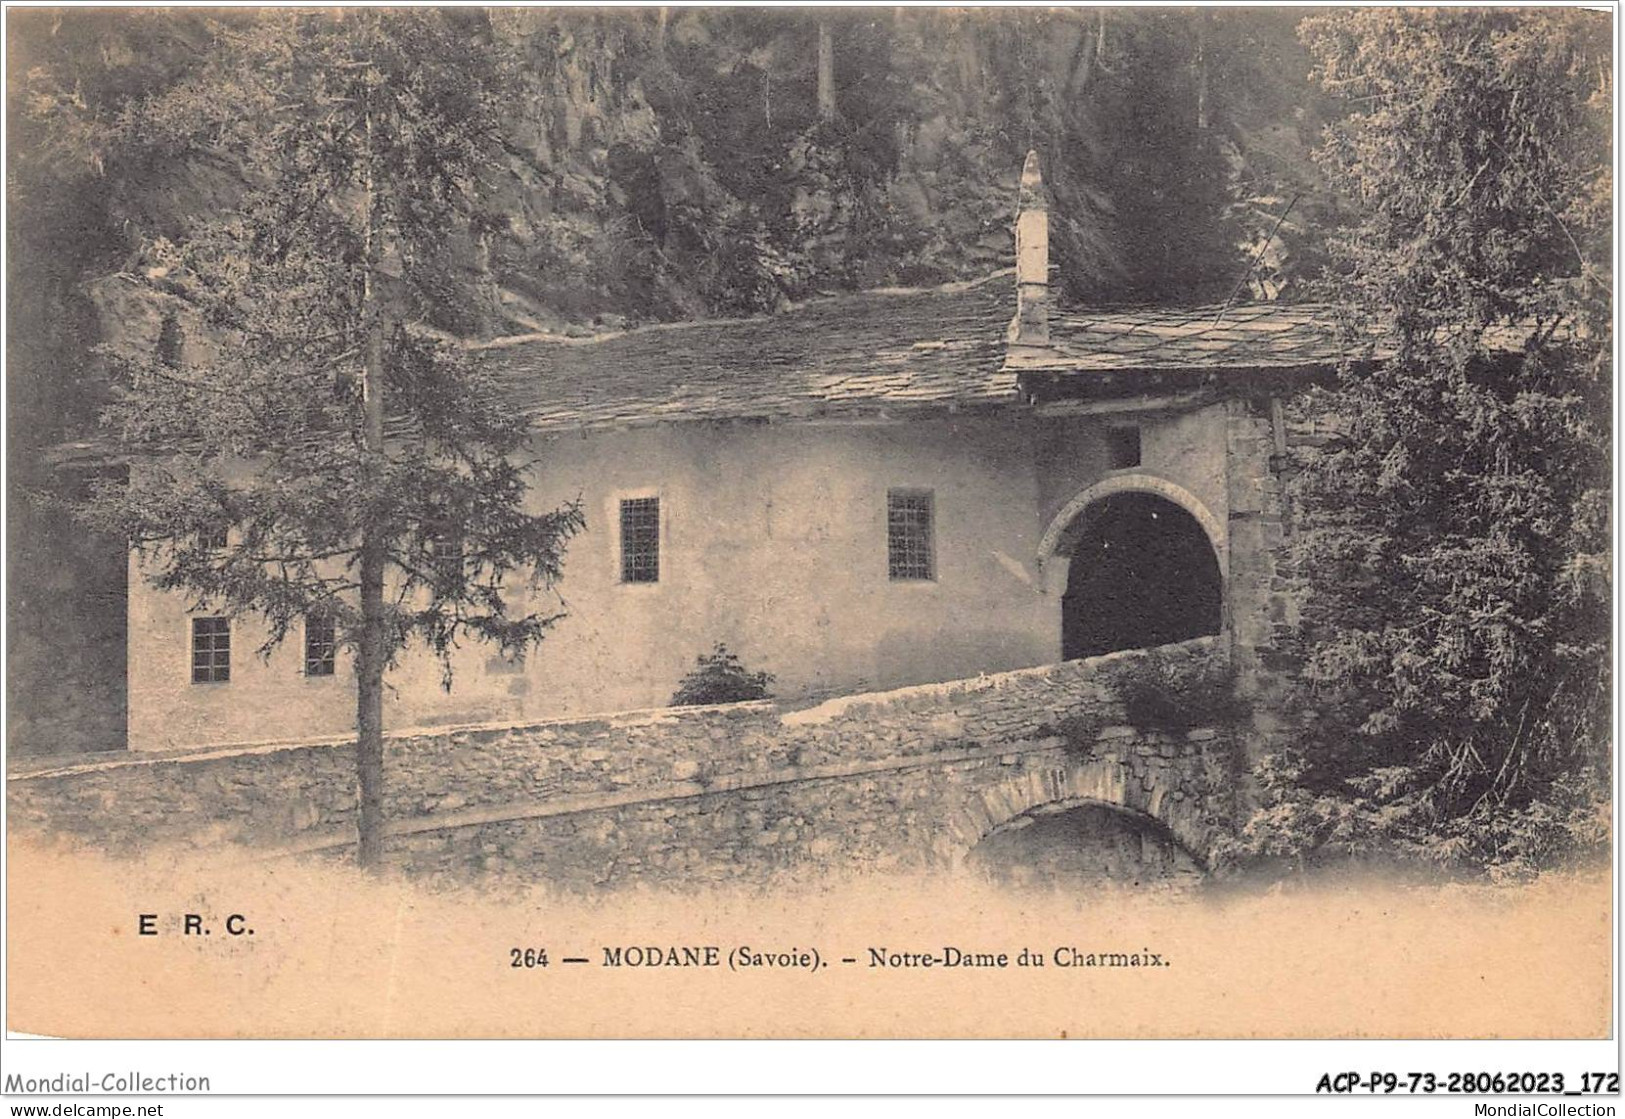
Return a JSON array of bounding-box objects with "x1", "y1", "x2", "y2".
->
[
  {"x1": 1019, "y1": 150, "x2": 1047, "y2": 212},
  {"x1": 1009, "y1": 150, "x2": 1051, "y2": 350}
]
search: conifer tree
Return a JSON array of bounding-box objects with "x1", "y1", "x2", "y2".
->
[
  {"x1": 84, "y1": 10, "x2": 584, "y2": 867},
  {"x1": 1243, "y1": 9, "x2": 1612, "y2": 875}
]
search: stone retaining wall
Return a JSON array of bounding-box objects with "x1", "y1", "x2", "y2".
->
[{"x1": 8, "y1": 637, "x2": 1235, "y2": 887}]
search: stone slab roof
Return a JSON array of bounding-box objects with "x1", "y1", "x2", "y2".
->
[
  {"x1": 476, "y1": 272, "x2": 1359, "y2": 433},
  {"x1": 48, "y1": 280, "x2": 1354, "y2": 462},
  {"x1": 1037, "y1": 301, "x2": 1348, "y2": 373},
  {"x1": 477, "y1": 272, "x2": 1021, "y2": 433},
  {"x1": 53, "y1": 277, "x2": 1562, "y2": 464}
]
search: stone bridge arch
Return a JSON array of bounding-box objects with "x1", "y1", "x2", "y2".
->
[{"x1": 933, "y1": 756, "x2": 1220, "y2": 873}]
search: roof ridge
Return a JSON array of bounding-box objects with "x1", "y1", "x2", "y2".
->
[
  {"x1": 471, "y1": 269, "x2": 1017, "y2": 353},
  {"x1": 1053, "y1": 298, "x2": 1336, "y2": 317}
]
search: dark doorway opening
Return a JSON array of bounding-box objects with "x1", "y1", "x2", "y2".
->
[{"x1": 1061, "y1": 492, "x2": 1221, "y2": 659}]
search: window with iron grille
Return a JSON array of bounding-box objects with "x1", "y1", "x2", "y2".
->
[
  {"x1": 191, "y1": 617, "x2": 231, "y2": 683},
  {"x1": 304, "y1": 612, "x2": 336, "y2": 677},
  {"x1": 198, "y1": 523, "x2": 228, "y2": 551},
  {"x1": 620, "y1": 497, "x2": 660, "y2": 583},
  {"x1": 887, "y1": 489, "x2": 935, "y2": 581}
]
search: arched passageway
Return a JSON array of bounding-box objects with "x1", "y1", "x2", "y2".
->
[
  {"x1": 966, "y1": 800, "x2": 1203, "y2": 890},
  {"x1": 1061, "y1": 492, "x2": 1222, "y2": 659}
]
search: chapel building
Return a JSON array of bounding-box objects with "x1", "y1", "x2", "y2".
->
[{"x1": 126, "y1": 153, "x2": 1333, "y2": 752}]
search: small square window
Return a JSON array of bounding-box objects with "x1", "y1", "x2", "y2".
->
[
  {"x1": 191, "y1": 617, "x2": 230, "y2": 683},
  {"x1": 887, "y1": 489, "x2": 935, "y2": 581},
  {"x1": 304, "y1": 612, "x2": 336, "y2": 677},
  {"x1": 1107, "y1": 426, "x2": 1142, "y2": 470},
  {"x1": 620, "y1": 497, "x2": 660, "y2": 583},
  {"x1": 198, "y1": 524, "x2": 229, "y2": 551}
]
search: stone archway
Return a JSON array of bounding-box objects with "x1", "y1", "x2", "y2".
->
[
  {"x1": 1039, "y1": 473, "x2": 1227, "y2": 574},
  {"x1": 1063, "y1": 492, "x2": 1222, "y2": 658},
  {"x1": 1037, "y1": 475, "x2": 1226, "y2": 659}
]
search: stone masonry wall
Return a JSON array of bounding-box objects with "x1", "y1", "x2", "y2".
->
[
  {"x1": 9, "y1": 638, "x2": 1235, "y2": 889},
  {"x1": 1223, "y1": 394, "x2": 1311, "y2": 787}
]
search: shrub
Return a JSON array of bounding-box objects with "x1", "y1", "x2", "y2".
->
[
  {"x1": 1034, "y1": 713, "x2": 1103, "y2": 763},
  {"x1": 670, "y1": 643, "x2": 774, "y2": 707},
  {"x1": 1114, "y1": 653, "x2": 1246, "y2": 735}
]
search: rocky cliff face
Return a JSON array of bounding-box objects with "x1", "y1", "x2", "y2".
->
[{"x1": 462, "y1": 8, "x2": 1333, "y2": 335}]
